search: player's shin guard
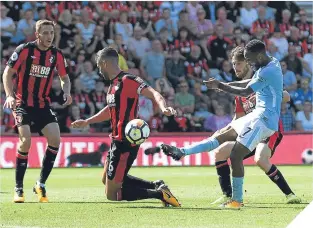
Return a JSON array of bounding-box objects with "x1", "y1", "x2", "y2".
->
[
  {"x1": 16, "y1": 151, "x2": 29, "y2": 188},
  {"x1": 119, "y1": 186, "x2": 163, "y2": 201},
  {"x1": 123, "y1": 175, "x2": 155, "y2": 189},
  {"x1": 215, "y1": 160, "x2": 232, "y2": 197},
  {"x1": 39, "y1": 145, "x2": 59, "y2": 184},
  {"x1": 266, "y1": 165, "x2": 293, "y2": 195},
  {"x1": 183, "y1": 137, "x2": 220, "y2": 155}
]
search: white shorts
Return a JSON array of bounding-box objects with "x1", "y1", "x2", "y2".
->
[{"x1": 231, "y1": 112, "x2": 275, "y2": 152}]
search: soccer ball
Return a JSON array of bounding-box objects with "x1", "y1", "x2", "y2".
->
[
  {"x1": 301, "y1": 149, "x2": 313, "y2": 164},
  {"x1": 125, "y1": 119, "x2": 150, "y2": 145}
]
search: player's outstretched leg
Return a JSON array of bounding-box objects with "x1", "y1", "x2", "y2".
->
[
  {"x1": 34, "y1": 123, "x2": 61, "y2": 203},
  {"x1": 14, "y1": 125, "x2": 32, "y2": 203},
  {"x1": 161, "y1": 128, "x2": 238, "y2": 160},
  {"x1": 255, "y1": 143, "x2": 301, "y2": 204}
]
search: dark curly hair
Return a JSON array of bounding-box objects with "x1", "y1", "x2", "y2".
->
[{"x1": 245, "y1": 39, "x2": 266, "y2": 53}]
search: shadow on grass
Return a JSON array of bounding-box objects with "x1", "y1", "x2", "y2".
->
[
  {"x1": 22, "y1": 201, "x2": 161, "y2": 204},
  {"x1": 118, "y1": 206, "x2": 222, "y2": 211}
]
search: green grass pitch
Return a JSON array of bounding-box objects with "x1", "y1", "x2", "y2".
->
[{"x1": 0, "y1": 166, "x2": 312, "y2": 228}]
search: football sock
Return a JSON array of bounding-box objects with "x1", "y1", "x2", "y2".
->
[
  {"x1": 232, "y1": 177, "x2": 244, "y2": 203},
  {"x1": 215, "y1": 160, "x2": 232, "y2": 197},
  {"x1": 123, "y1": 175, "x2": 155, "y2": 189},
  {"x1": 266, "y1": 165, "x2": 293, "y2": 195},
  {"x1": 120, "y1": 186, "x2": 163, "y2": 201},
  {"x1": 15, "y1": 150, "x2": 29, "y2": 188},
  {"x1": 182, "y1": 137, "x2": 220, "y2": 155},
  {"x1": 39, "y1": 145, "x2": 59, "y2": 184}
]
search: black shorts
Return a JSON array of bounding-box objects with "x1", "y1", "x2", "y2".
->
[
  {"x1": 106, "y1": 140, "x2": 139, "y2": 183},
  {"x1": 13, "y1": 105, "x2": 58, "y2": 133},
  {"x1": 244, "y1": 132, "x2": 284, "y2": 160}
]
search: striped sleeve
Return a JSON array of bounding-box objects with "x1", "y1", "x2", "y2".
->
[
  {"x1": 123, "y1": 75, "x2": 149, "y2": 96},
  {"x1": 56, "y1": 50, "x2": 68, "y2": 78},
  {"x1": 7, "y1": 44, "x2": 28, "y2": 71}
]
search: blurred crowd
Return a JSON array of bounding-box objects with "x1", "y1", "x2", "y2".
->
[{"x1": 1, "y1": 1, "x2": 312, "y2": 134}]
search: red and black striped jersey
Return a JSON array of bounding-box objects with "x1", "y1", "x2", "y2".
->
[
  {"x1": 107, "y1": 71, "x2": 149, "y2": 141},
  {"x1": 279, "y1": 22, "x2": 292, "y2": 37},
  {"x1": 7, "y1": 41, "x2": 68, "y2": 108},
  {"x1": 174, "y1": 39, "x2": 195, "y2": 57}
]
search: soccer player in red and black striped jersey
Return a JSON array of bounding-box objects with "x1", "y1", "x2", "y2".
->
[
  {"x1": 71, "y1": 47, "x2": 181, "y2": 207},
  {"x1": 3, "y1": 20, "x2": 72, "y2": 203}
]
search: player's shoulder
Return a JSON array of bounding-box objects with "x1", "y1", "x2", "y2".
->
[
  {"x1": 14, "y1": 42, "x2": 34, "y2": 53},
  {"x1": 122, "y1": 73, "x2": 143, "y2": 83}
]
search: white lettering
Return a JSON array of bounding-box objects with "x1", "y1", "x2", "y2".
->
[
  {"x1": 72, "y1": 142, "x2": 87, "y2": 153},
  {"x1": 0, "y1": 142, "x2": 14, "y2": 168}
]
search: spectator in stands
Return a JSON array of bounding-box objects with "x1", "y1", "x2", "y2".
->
[
  {"x1": 195, "y1": 8, "x2": 214, "y2": 40},
  {"x1": 295, "y1": 9, "x2": 312, "y2": 40},
  {"x1": 90, "y1": 81, "x2": 107, "y2": 113},
  {"x1": 38, "y1": 7, "x2": 47, "y2": 20},
  {"x1": 13, "y1": 9, "x2": 36, "y2": 44},
  {"x1": 3, "y1": 2, "x2": 22, "y2": 22},
  {"x1": 267, "y1": 41, "x2": 284, "y2": 60},
  {"x1": 280, "y1": 103, "x2": 295, "y2": 131},
  {"x1": 193, "y1": 82, "x2": 212, "y2": 119},
  {"x1": 214, "y1": 60, "x2": 236, "y2": 82},
  {"x1": 215, "y1": 7, "x2": 234, "y2": 36},
  {"x1": 177, "y1": 10, "x2": 197, "y2": 36},
  {"x1": 115, "y1": 11, "x2": 133, "y2": 43},
  {"x1": 251, "y1": 6, "x2": 274, "y2": 37},
  {"x1": 174, "y1": 27, "x2": 194, "y2": 58},
  {"x1": 166, "y1": 49, "x2": 186, "y2": 88},
  {"x1": 279, "y1": 9, "x2": 292, "y2": 38},
  {"x1": 216, "y1": 1, "x2": 240, "y2": 24},
  {"x1": 268, "y1": 1, "x2": 299, "y2": 24},
  {"x1": 186, "y1": 45, "x2": 210, "y2": 85},
  {"x1": 144, "y1": 2, "x2": 161, "y2": 23},
  {"x1": 174, "y1": 81, "x2": 195, "y2": 115},
  {"x1": 50, "y1": 77, "x2": 69, "y2": 133},
  {"x1": 159, "y1": 1, "x2": 186, "y2": 24},
  {"x1": 187, "y1": 1, "x2": 203, "y2": 22},
  {"x1": 204, "y1": 105, "x2": 232, "y2": 132},
  {"x1": 303, "y1": 45, "x2": 313, "y2": 77},
  {"x1": 281, "y1": 60, "x2": 298, "y2": 97},
  {"x1": 76, "y1": 9, "x2": 96, "y2": 44},
  {"x1": 0, "y1": 5, "x2": 16, "y2": 46},
  {"x1": 296, "y1": 101, "x2": 313, "y2": 132},
  {"x1": 155, "y1": 8, "x2": 177, "y2": 42},
  {"x1": 67, "y1": 105, "x2": 90, "y2": 133},
  {"x1": 140, "y1": 39, "x2": 165, "y2": 85},
  {"x1": 288, "y1": 26, "x2": 308, "y2": 58},
  {"x1": 258, "y1": 1, "x2": 276, "y2": 21},
  {"x1": 22, "y1": 2, "x2": 42, "y2": 20},
  {"x1": 158, "y1": 27, "x2": 174, "y2": 58},
  {"x1": 208, "y1": 25, "x2": 232, "y2": 62},
  {"x1": 294, "y1": 78, "x2": 313, "y2": 110},
  {"x1": 136, "y1": 8, "x2": 156, "y2": 39},
  {"x1": 282, "y1": 45, "x2": 303, "y2": 77},
  {"x1": 73, "y1": 80, "x2": 95, "y2": 119},
  {"x1": 86, "y1": 25, "x2": 108, "y2": 58},
  {"x1": 240, "y1": 1, "x2": 258, "y2": 31},
  {"x1": 155, "y1": 77, "x2": 175, "y2": 99},
  {"x1": 232, "y1": 27, "x2": 247, "y2": 48},
  {"x1": 138, "y1": 95, "x2": 154, "y2": 123},
  {"x1": 56, "y1": 10, "x2": 77, "y2": 52},
  {"x1": 128, "y1": 26, "x2": 151, "y2": 67},
  {"x1": 269, "y1": 26, "x2": 289, "y2": 57},
  {"x1": 97, "y1": 13, "x2": 114, "y2": 41},
  {"x1": 78, "y1": 61, "x2": 99, "y2": 93}
]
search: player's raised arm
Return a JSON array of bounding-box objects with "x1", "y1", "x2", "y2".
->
[
  {"x1": 141, "y1": 86, "x2": 177, "y2": 117},
  {"x1": 204, "y1": 78, "x2": 254, "y2": 97},
  {"x1": 71, "y1": 106, "x2": 111, "y2": 128}
]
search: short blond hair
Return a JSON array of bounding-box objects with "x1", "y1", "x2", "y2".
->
[{"x1": 36, "y1": 20, "x2": 56, "y2": 33}]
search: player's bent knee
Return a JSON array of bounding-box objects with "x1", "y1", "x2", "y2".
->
[{"x1": 19, "y1": 136, "x2": 31, "y2": 150}]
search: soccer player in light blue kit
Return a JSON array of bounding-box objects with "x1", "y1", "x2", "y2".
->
[{"x1": 161, "y1": 40, "x2": 284, "y2": 209}]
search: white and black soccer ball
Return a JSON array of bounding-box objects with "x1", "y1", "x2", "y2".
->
[
  {"x1": 125, "y1": 119, "x2": 150, "y2": 145},
  {"x1": 301, "y1": 149, "x2": 313, "y2": 164}
]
